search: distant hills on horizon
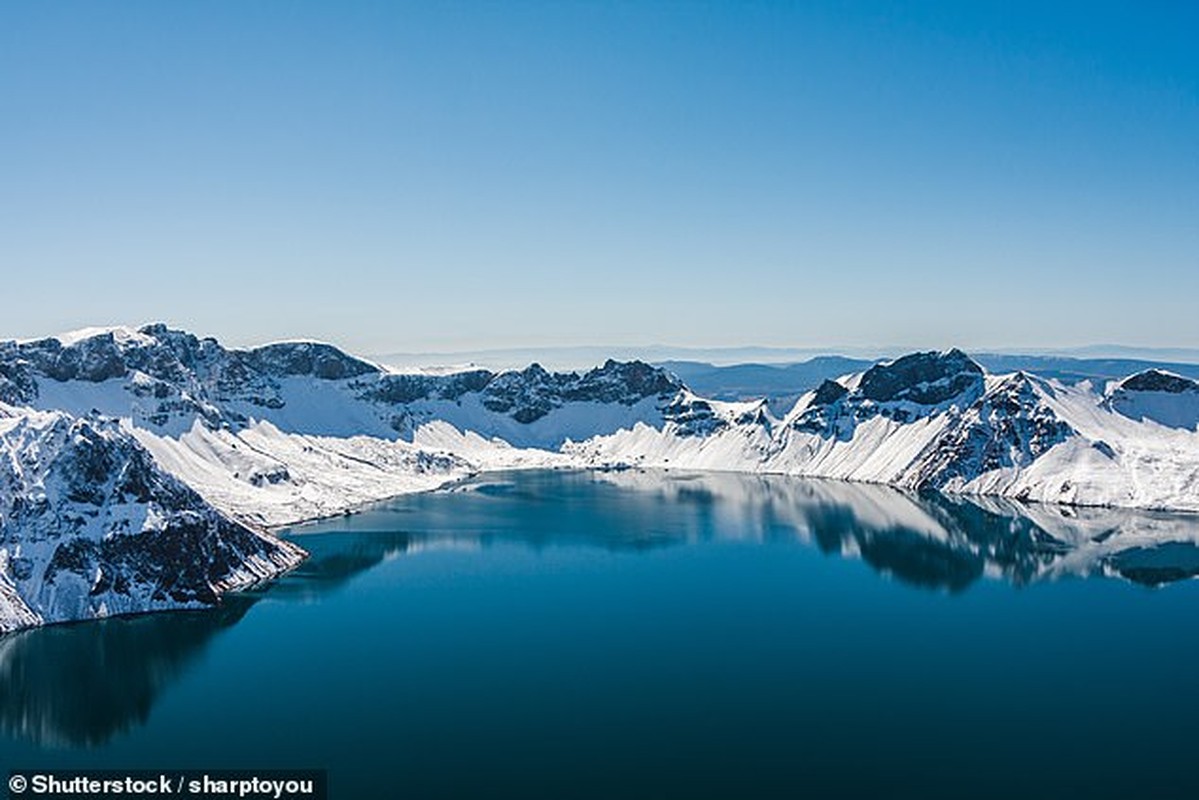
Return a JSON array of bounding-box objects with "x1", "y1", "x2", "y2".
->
[{"x1": 373, "y1": 343, "x2": 1199, "y2": 372}]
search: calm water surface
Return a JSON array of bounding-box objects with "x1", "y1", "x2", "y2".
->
[{"x1": 3, "y1": 470, "x2": 1199, "y2": 799}]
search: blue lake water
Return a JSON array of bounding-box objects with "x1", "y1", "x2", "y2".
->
[{"x1": 3, "y1": 469, "x2": 1199, "y2": 799}]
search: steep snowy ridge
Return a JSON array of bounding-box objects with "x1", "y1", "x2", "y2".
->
[
  {"x1": 763, "y1": 350, "x2": 987, "y2": 484},
  {"x1": 902, "y1": 372, "x2": 1074, "y2": 493},
  {"x1": 0, "y1": 404, "x2": 305, "y2": 633},
  {"x1": 3, "y1": 326, "x2": 1199, "y2": 632}
]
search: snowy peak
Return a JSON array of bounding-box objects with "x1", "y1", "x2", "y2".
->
[
  {"x1": 907, "y1": 372, "x2": 1074, "y2": 491},
  {"x1": 47, "y1": 325, "x2": 159, "y2": 348},
  {"x1": 579, "y1": 359, "x2": 682, "y2": 403},
  {"x1": 16, "y1": 334, "x2": 129, "y2": 383},
  {"x1": 12, "y1": 325, "x2": 215, "y2": 388},
  {"x1": 788, "y1": 349, "x2": 984, "y2": 436},
  {"x1": 8, "y1": 323, "x2": 376, "y2": 390},
  {"x1": 1108, "y1": 369, "x2": 1199, "y2": 430}
]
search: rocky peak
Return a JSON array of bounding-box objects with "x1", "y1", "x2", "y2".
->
[
  {"x1": 790, "y1": 379, "x2": 852, "y2": 436},
  {"x1": 811, "y1": 379, "x2": 849, "y2": 407},
  {"x1": 480, "y1": 360, "x2": 681, "y2": 424},
  {"x1": 249, "y1": 342, "x2": 378, "y2": 381},
  {"x1": 17, "y1": 333, "x2": 129, "y2": 383},
  {"x1": 1109, "y1": 369, "x2": 1199, "y2": 429},
  {"x1": 364, "y1": 369, "x2": 494, "y2": 405},
  {"x1": 663, "y1": 395, "x2": 728, "y2": 437},
  {"x1": 6, "y1": 325, "x2": 210, "y2": 389},
  {"x1": 791, "y1": 351, "x2": 984, "y2": 435},
  {"x1": 0, "y1": 344, "x2": 37, "y2": 405},
  {"x1": 129, "y1": 324, "x2": 225, "y2": 380},
  {"x1": 1118, "y1": 369, "x2": 1199, "y2": 394},
  {"x1": 480, "y1": 364, "x2": 563, "y2": 423},
  {"x1": 858, "y1": 348, "x2": 984, "y2": 406},
  {"x1": 567, "y1": 360, "x2": 682, "y2": 404},
  {"x1": 5, "y1": 326, "x2": 380, "y2": 390}
]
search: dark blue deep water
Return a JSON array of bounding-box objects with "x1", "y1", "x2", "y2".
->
[{"x1": 3, "y1": 470, "x2": 1199, "y2": 799}]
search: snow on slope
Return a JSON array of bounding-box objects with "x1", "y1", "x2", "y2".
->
[
  {"x1": 1106, "y1": 369, "x2": 1199, "y2": 430},
  {"x1": 0, "y1": 326, "x2": 680, "y2": 530},
  {"x1": 0, "y1": 404, "x2": 304, "y2": 633},
  {"x1": 572, "y1": 350, "x2": 1199, "y2": 513},
  {"x1": 132, "y1": 420, "x2": 482, "y2": 527}
]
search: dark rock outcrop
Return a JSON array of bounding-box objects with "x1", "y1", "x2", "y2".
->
[
  {"x1": 1118, "y1": 369, "x2": 1199, "y2": 394},
  {"x1": 858, "y1": 349, "x2": 984, "y2": 406},
  {"x1": 910, "y1": 373, "x2": 1073, "y2": 489}
]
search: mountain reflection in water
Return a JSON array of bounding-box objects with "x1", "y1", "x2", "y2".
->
[
  {"x1": 3, "y1": 469, "x2": 1199, "y2": 751},
  {"x1": 0, "y1": 601, "x2": 253, "y2": 748},
  {"x1": 0, "y1": 530, "x2": 414, "y2": 747},
  {"x1": 596, "y1": 470, "x2": 1199, "y2": 589},
  {"x1": 372, "y1": 469, "x2": 1199, "y2": 591}
]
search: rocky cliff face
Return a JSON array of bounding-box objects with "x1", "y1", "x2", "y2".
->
[
  {"x1": 790, "y1": 349, "x2": 985, "y2": 435},
  {"x1": 0, "y1": 406, "x2": 305, "y2": 634},
  {"x1": 906, "y1": 372, "x2": 1074, "y2": 491},
  {"x1": 857, "y1": 348, "x2": 984, "y2": 408},
  {"x1": 0, "y1": 325, "x2": 683, "y2": 437},
  {"x1": 475, "y1": 359, "x2": 680, "y2": 423}
]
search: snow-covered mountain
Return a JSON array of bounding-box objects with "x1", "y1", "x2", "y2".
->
[
  {"x1": 1106, "y1": 369, "x2": 1199, "y2": 430},
  {"x1": 0, "y1": 404, "x2": 304, "y2": 633},
  {"x1": 575, "y1": 350, "x2": 1199, "y2": 512},
  {"x1": 2, "y1": 325, "x2": 687, "y2": 526},
  {"x1": 2, "y1": 325, "x2": 1198, "y2": 632}
]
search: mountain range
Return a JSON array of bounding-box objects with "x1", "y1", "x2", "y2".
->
[{"x1": 2, "y1": 324, "x2": 1198, "y2": 632}]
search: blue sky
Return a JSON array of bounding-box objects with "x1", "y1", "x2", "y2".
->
[{"x1": 2, "y1": 1, "x2": 1195, "y2": 355}]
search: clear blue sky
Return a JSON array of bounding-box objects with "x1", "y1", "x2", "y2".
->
[{"x1": 2, "y1": 1, "x2": 1196, "y2": 354}]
